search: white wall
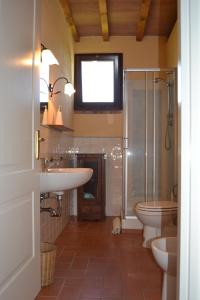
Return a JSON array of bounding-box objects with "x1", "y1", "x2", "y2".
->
[
  {"x1": 40, "y1": 0, "x2": 74, "y2": 242},
  {"x1": 41, "y1": 0, "x2": 74, "y2": 129}
]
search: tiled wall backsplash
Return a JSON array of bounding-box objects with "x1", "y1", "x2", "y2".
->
[
  {"x1": 40, "y1": 192, "x2": 71, "y2": 242},
  {"x1": 40, "y1": 126, "x2": 73, "y2": 159},
  {"x1": 73, "y1": 137, "x2": 123, "y2": 216},
  {"x1": 40, "y1": 126, "x2": 74, "y2": 243}
]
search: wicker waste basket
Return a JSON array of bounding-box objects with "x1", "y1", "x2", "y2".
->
[{"x1": 41, "y1": 242, "x2": 56, "y2": 287}]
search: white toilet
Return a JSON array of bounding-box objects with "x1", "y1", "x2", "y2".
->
[
  {"x1": 135, "y1": 201, "x2": 177, "y2": 247},
  {"x1": 151, "y1": 237, "x2": 177, "y2": 300}
]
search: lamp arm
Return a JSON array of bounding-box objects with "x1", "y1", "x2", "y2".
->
[
  {"x1": 40, "y1": 77, "x2": 50, "y2": 92},
  {"x1": 50, "y1": 77, "x2": 69, "y2": 97},
  {"x1": 40, "y1": 76, "x2": 74, "y2": 97},
  {"x1": 41, "y1": 43, "x2": 46, "y2": 51}
]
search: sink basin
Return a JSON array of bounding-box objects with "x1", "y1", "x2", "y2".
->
[{"x1": 40, "y1": 168, "x2": 93, "y2": 193}]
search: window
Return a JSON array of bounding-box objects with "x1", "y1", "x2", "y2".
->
[{"x1": 74, "y1": 53, "x2": 123, "y2": 111}]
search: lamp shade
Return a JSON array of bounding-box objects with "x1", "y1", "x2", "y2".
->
[
  {"x1": 42, "y1": 106, "x2": 48, "y2": 125},
  {"x1": 64, "y1": 82, "x2": 75, "y2": 96},
  {"x1": 55, "y1": 106, "x2": 63, "y2": 125},
  {"x1": 42, "y1": 49, "x2": 59, "y2": 65}
]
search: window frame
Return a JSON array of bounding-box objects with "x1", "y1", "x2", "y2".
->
[{"x1": 74, "y1": 53, "x2": 123, "y2": 111}]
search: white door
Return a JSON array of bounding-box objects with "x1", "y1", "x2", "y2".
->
[{"x1": 0, "y1": 0, "x2": 40, "y2": 299}]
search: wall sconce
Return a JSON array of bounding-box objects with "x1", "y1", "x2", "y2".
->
[
  {"x1": 41, "y1": 44, "x2": 59, "y2": 65},
  {"x1": 49, "y1": 77, "x2": 75, "y2": 97},
  {"x1": 40, "y1": 77, "x2": 75, "y2": 97}
]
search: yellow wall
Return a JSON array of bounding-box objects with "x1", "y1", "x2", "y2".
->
[
  {"x1": 41, "y1": 0, "x2": 74, "y2": 128},
  {"x1": 74, "y1": 113, "x2": 123, "y2": 137},
  {"x1": 73, "y1": 36, "x2": 167, "y2": 137},
  {"x1": 167, "y1": 21, "x2": 178, "y2": 68},
  {"x1": 74, "y1": 36, "x2": 167, "y2": 69}
]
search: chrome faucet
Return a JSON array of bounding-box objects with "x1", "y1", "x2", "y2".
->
[
  {"x1": 41, "y1": 157, "x2": 54, "y2": 171},
  {"x1": 41, "y1": 156, "x2": 65, "y2": 171},
  {"x1": 40, "y1": 206, "x2": 58, "y2": 217}
]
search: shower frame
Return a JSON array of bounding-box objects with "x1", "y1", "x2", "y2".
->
[{"x1": 122, "y1": 68, "x2": 176, "y2": 222}]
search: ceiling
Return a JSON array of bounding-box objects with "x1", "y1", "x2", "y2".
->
[{"x1": 59, "y1": 0, "x2": 177, "y2": 42}]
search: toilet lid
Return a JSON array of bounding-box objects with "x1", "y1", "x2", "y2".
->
[{"x1": 136, "y1": 200, "x2": 178, "y2": 211}]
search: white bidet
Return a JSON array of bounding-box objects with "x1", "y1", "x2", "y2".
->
[{"x1": 151, "y1": 236, "x2": 177, "y2": 300}]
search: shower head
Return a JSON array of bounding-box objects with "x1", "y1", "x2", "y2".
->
[
  {"x1": 153, "y1": 77, "x2": 166, "y2": 84},
  {"x1": 153, "y1": 77, "x2": 172, "y2": 87}
]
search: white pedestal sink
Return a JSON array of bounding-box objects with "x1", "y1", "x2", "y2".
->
[{"x1": 40, "y1": 168, "x2": 93, "y2": 193}]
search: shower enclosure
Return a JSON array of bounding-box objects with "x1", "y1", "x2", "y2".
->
[{"x1": 123, "y1": 69, "x2": 177, "y2": 221}]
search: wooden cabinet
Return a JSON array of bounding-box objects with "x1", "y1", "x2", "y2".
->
[{"x1": 77, "y1": 154, "x2": 105, "y2": 221}]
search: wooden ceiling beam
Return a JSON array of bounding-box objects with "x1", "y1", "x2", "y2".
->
[
  {"x1": 98, "y1": 0, "x2": 109, "y2": 41},
  {"x1": 136, "y1": 0, "x2": 152, "y2": 41},
  {"x1": 59, "y1": 0, "x2": 80, "y2": 42}
]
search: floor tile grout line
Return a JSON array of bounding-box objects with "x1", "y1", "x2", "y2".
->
[
  {"x1": 55, "y1": 277, "x2": 68, "y2": 300},
  {"x1": 38, "y1": 218, "x2": 162, "y2": 300},
  {"x1": 56, "y1": 245, "x2": 65, "y2": 258}
]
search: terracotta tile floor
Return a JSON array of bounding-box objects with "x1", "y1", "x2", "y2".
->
[{"x1": 36, "y1": 218, "x2": 162, "y2": 300}]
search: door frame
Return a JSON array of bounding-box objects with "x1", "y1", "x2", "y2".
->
[{"x1": 178, "y1": 0, "x2": 200, "y2": 299}]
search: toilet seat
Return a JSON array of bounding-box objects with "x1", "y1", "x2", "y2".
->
[
  {"x1": 135, "y1": 200, "x2": 177, "y2": 248},
  {"x1": 135, "y1": 201, "x2": 177, "y2": 212}
]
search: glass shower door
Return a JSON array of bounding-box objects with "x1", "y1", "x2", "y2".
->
[
  {"x1": 124, "y1": 71, "x2": 145, "y2": 216},
  {"x1": 123, "y1": 70, "x2": 175, "y2": 217}
]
